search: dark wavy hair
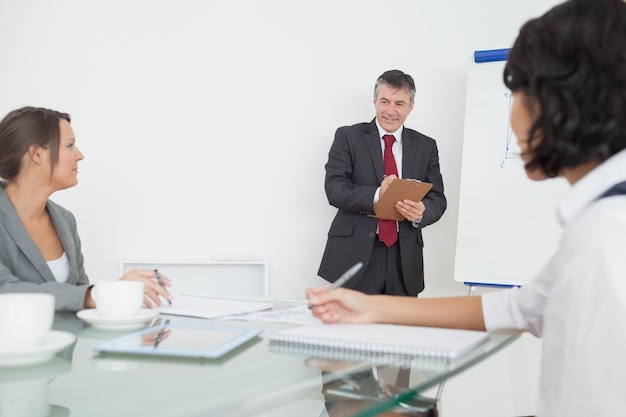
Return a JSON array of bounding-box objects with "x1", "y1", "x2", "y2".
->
[
  {"x1": 504, "y1": 0, "x2": 626, "y2": 178},
  {"x1": 0, "y1": 106, "x2": 71, "y2": 181}
]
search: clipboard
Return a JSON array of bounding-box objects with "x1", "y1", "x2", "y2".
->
[{"x1": 373, "y1": 179, "x2": 433, "y2": 221}]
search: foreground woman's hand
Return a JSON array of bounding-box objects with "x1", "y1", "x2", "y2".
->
[{"x1": 306, "y1": 286, "x2": 376, "y2": 324}]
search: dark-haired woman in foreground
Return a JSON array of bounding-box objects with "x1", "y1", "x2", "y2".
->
[{"x1": 307, "y1": 0, "x2": 626, "y2": 415}]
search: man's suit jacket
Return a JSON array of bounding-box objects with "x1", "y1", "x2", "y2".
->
[
  {"x1": 318, "y1": 120, "x2": 446, "y2": 295},
  {"x1": 0, "y1": 184, "x2": 90, "y2": 311}
]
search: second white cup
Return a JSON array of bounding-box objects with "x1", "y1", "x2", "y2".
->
[
  {"x1": 0, "y1": 293, "x2": 55, "y2": 351},
  {"x1": 92, "y1": 281, "x2": 144, "y2": 317}
]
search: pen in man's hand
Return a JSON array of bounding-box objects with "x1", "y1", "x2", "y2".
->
[
  {"x1": 154, "y1": 269, "x2": 171, "y2": 305},
  {"x1": 308, "y1": 262, "x2": 363, "y2": 309}
]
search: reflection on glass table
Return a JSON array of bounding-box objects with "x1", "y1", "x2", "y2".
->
[
  {"x1": 0, "y1": 357, "x2": 72, "y2": 417},
  {"x1": 296, "y1": 333, "x2": 519, "y2": 417},
  {"x1": 18, "y1": 310, "x2": 519, "y2": 417},
  {"x1": 320, "y1": 363, "x2": 439, "y2": 417}
]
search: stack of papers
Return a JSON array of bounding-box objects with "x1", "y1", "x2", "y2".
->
[{"x1": 158, "y1": 295, "x2": 272, "y2": 319}]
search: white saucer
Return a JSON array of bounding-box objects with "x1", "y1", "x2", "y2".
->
[
  {"x1": 0, "y1": 331, "x2": 76, "y2": 367},
  {"x1": 0, "y1": 357, "x2": 71, "y2": 382},
  {"x1": 76, "y1": 309, "x2": 159, "y2": 331}
]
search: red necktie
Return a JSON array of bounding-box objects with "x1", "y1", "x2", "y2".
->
[{"x1": 379, "y1": 134, "x2": 398, "y2": 247}]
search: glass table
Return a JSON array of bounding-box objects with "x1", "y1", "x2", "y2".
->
[{"x1": 1, "y1": 309, "x2": 518, "y2": 417}]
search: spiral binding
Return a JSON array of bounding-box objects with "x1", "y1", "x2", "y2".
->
[
  {"x1": 268, "y1": 340, "x2": 452, "y2": 372},
  {"x1": 269, "y1": 333, "x2": 452, "y2": 359}
]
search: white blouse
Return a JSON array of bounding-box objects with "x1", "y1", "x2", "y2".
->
[
  {"x1": 482, "y1": 149, "x2": 626, "y2": 416},
  {"x1": 47, "y1": 252, "x2": 70, "y2": 283}
]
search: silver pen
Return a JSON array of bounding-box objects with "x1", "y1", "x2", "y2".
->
[
  {"x1": 154, "y1": 269, "x2": 172, "y2": 305},
  {"x1": 329, "y1": 262, "x2": 364, "y2": 290},
  {"x1": 308, "y1": 262, "x2": 363, "y2": 309}
]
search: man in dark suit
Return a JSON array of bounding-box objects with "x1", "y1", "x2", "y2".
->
[{"x1": 318, "y1": 70, "x2": 446, "y2": 296}]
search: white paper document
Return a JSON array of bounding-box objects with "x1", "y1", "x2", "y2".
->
[
  {"x1": 159, "y1": 295, "x2": 272, "y2": 319},
  {"x1": 231, "y1": 304, "x2": 322, "y2": 325}
]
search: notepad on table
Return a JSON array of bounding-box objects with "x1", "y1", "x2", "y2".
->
[
  {"x1": 268, "y1": 323, "x2": 489, "y2": 359},
  {"x1": 159, "y1": 295, "x2": 272, "y2": 319}
]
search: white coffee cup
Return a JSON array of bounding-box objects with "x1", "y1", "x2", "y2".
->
[
  {"x1": 0, "y1": 293, "x2": 55, "y2": 351},
  {"x1": 92, "y1": 281, "x2": 144, "y2": 317}
]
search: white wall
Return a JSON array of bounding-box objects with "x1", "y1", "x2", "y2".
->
[{"x1": 0, "y1": 1, "x2": 560, "y2": 416}]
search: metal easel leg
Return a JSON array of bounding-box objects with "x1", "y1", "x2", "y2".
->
[{"x1": 468, "y1": 285, "x2": 476, "y2": 296}]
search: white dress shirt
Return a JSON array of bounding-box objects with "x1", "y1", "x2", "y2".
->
[{"x1": 482, "y1": 149, "x2": 626, "y2": 416}]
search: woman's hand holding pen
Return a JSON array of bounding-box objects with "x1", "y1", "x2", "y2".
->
[
  {"x1": 306, "y1": 286, "x2": 375, "y2": 324},
  {"x1": 120, "y1": 268, "x2": 173, "y2": 308}
]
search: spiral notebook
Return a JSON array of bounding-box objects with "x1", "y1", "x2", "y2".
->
[
  {"x1": 269, "y1": 341, "x2": 437, "y2": 369},
  {"x1": 268, "y1": 323, "x2": 489, "y2": 359}
]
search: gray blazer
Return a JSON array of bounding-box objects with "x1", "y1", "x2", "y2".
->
[
  {"x1": 0, "y1": 183, "x2": 90, "y2": 311},
  {"x1": 318, "y1": 120, "x2": 447, "y2": 295}
]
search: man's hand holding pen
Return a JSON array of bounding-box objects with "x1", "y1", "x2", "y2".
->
[{"x1": 380, "y1": 174, "x2": 398, "y2": 196}]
